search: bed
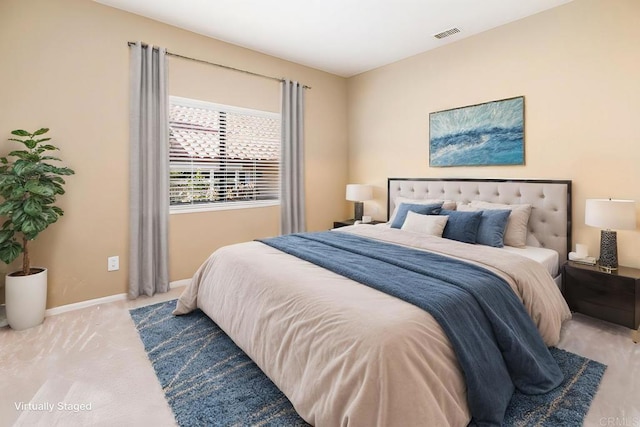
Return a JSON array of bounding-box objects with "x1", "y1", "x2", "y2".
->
[{"x1": 175, "y1": 178, "x2": 573, "y2": 427}]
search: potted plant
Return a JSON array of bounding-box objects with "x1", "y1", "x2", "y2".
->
[{"x1": 0, "y1": 128, "x2": 74, "y2": 330}]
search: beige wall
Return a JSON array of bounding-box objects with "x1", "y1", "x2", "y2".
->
[
  {"x1": 347, "y1": 0, "x2": 640, "y2": 268},
  {"x1": 0, "y1": 0, "x2": 348, "y2": 307}
]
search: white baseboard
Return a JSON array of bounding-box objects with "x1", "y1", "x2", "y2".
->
[
  {"x1": 45, "y1": 293, "x2": 127, "y2": 317},
  {"x1": 44, "y1": 279, "x2": 189, "y2": 317},
  {"x1": 170, "y1": 279, "x2": 190, "y2": 289}
]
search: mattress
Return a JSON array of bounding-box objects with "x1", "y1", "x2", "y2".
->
[{"x1": 501, "y1": 245, "x2": 560, "y2": 278}]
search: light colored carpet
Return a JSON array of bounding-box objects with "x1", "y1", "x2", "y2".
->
[{"x1": 1, "y1": 286, "x2": 638, "y2": 427}]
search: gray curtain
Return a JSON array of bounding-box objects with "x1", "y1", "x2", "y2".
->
[
  {"x1": 128, "y1": 42, "x2": 169, "y2": 298},
  {"x1": 280, "y1": 80, "x2": 306, "y2": 235}
]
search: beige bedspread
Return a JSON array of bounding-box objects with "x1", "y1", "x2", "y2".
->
[{"x1": 174, "y1": 225, "x2": 571, "y2": 427}]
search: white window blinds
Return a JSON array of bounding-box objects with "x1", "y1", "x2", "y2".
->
[{"x1": 169, "y1": 96, "x2": 280, "y2": 212}]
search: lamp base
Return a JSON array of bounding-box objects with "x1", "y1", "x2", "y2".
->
[
  {"x1": 353, "y1": 202, "x2": 364, "y2": 221},
  {"x1": 598, "y1": 229, "x2": 618, "y2": 272}
]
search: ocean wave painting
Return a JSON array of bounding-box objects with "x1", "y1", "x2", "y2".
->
[{"x1": 429, "y1": 97, "x2": 524, "y2": 167}]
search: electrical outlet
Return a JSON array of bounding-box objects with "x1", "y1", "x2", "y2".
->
[{"x1": 108, "y1": 256, "x2": 119, "y2": 272}]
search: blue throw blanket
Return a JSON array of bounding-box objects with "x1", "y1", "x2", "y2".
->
[{"x1": 259, "y1": 231, "x2": 563, "y2": 427}]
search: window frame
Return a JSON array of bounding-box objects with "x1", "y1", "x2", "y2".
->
[{"x1": 168, "y1": 96, "x2": 281, "y2": 214}]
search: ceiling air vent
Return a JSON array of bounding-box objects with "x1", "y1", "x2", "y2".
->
[{"x1": 434, "y1": 27, "x2": 460, "y2": 39}]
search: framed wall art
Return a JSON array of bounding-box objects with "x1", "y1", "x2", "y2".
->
[{"x1": 429, "y1": 96, "x2": 524, "y2": 167}]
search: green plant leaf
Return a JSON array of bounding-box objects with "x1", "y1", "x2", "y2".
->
[
  {"x1": 8, "y1": 150, "x2": 31, "y2": 156},
  {"x1": 13, "y1": 160, "x2": 39, "y2": 177},
  {"x1": 12, "y1": 210, "x2": 26, "y2": 228},
  {"x1": 25, "y1": 181, "x2": 55, "y2": 197},
  {"x1": 0, "y1": 174, "x2": 18, "y2": 188},
  {"x1": 43, "y1": 165, "x2": 75, "y2": 176},
  {"x1": 30, "y1": 186, "x2": 55, "y2": 197},
  {"x1": 0, "y1": 229, "x2": 14, "y2": 244},
  {"x1": 51, "y1": 182, "x2": 65, "y2": 195},
  {"x1": 40, "y1": 163, "x2": 54, "y2": 174},
  {"x1": 42, "y1": 207, "x2": 60, "y2": 224},
  {"x1": 38, "y1": 144, "x2": 59, "y2": 151},
  {"x1": 0, "y1": 158, "x2": 7, "y2": 164},
  {"x1": 0, "y1": 205, "x2": 11, "y2": 216},
  {"x1": 21, "y1": 218, "x2": 38, "y2": 236},
  {"x1": 9, "y1": 150, "x2": 40, "y2": 162},
  {"x1": 0, "y1": 240, "x2": 22, "y2": 264},
  {"x1": 22, "y1": 216, "x2": 49, "y2": 239},
  {"x1": 50, "y1": 176, "x2": 65, "y2": 184},
  {"x1": 33, "y1": 128, "x2": 49, "y2": 136},
  {"x1": 40, "y1": 156, "x2": 62, "y2": 162},
  {"x1": 9, "y1": 186, "x2": 26, "y2": 200},
  {"x1": 23, "y1": 198, "x2": 43, "y2": 217},
  {"x1": 24, "y1": 139, "x2": 37, "y2": 149},
  {"x1": 35, "y1": 138, "x2": 51, "y2": 143},
  {"x1": 0, "y1": 200, "x2": 20, "y2": 216},
  {"x1": 11, "y1": 130, "x2": 30, "y2": 137},
  {"x1": 10, "y1": 159, "x2": 27, "y2": 174},
  {"x1": 36, "y1": 195, "x2": 55, "y2": 205}
]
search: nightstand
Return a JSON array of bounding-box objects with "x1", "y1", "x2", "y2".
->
[
  {"x1": 562, "y1": 261, "x2": 640, "y2": 342},
  {"x1": 333, "y1": 219, "x2": 384, "y2": 228}
]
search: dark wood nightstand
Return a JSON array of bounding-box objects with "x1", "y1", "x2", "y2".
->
[
  {"x1": 562, "y1": 261, "x2": 640, "y2": 342},
  {"x1": 333, "y1": 219, "x2": 384, "y2": 228}
]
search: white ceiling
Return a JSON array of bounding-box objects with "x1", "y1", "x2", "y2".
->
[{"x1": 96, "y1": 0, "x2": 573, "y2": 77}]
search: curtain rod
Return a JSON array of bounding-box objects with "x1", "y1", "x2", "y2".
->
[{"x1": 127, "y1": 42, "x2": 311, "y2": 89}]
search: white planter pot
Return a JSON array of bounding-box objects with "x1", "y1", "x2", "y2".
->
[{"x1": 5, "y1": 268, "x2": 47, "y2": 331}]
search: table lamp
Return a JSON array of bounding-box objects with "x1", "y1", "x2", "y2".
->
[
  {"x1": 585, "y1": 198, "x2": 636, "y2": 272},
  {"x1": 346, "y1": 184, "x2": 373, "y2": 221}
]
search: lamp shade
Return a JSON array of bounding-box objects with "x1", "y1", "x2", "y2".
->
[
  {"x1": 346, "y1": 184, "x2": 373, "y2": 202},
  {"x1": 585, "y1": 199, "x2": 636, "y2": 230}
]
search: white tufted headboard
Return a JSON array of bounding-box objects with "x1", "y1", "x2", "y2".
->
[{"x1": 387, "y1": 178, "x2": 572, "y2": 262}]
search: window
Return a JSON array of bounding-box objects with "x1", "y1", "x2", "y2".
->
[{"x1": 169, "y1": 96, "x2": 280, "y2": 213}]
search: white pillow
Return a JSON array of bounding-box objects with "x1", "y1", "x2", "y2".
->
[
  {"x1": 467, "y1": 201, "x2": 532, "y2": 248},
  {"x1": 389, "y1": 197, "x2": 456, "y2": 223},
  {"x1": 401, "y1": 211, "x2": 449, "y2": 237}
]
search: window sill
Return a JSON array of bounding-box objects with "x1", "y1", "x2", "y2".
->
[{"x1": 170, "y1": 200, "x2": 279, "y2": 215}]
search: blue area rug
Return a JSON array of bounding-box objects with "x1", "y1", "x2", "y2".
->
[{"x1": 131, "y1": 300, "x2": 606, "y2": 427}]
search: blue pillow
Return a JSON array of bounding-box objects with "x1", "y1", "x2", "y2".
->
[
  {"x1": 476, "y1": 209, "x2": 511, "y2": 248},
  {"x1": 439, "y1": 209, "x2": 482, "y2": 243},
  {"x1": 390, "y1": 203, "x2": 442, "y2": 229}
]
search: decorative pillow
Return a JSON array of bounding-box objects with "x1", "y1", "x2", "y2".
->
[
  {"x1": 476, "y1": 209, "x2": 511, "y2": 247},
  {"x1": 401, "y1": 211, "x2": 449, "y2": 237},
  {"x1": 389, "y1": 197, "x2": 456, "y2": 223},
  {"x1": 438, "y1": 209, "x2": 482, "y2": 244},
  {"x1": 390, "y1": 203, "x2": 442, "y2": 229},
  {"x1": 457, "y1": 205, "x2": 511, "y2": 247},
  {"x1": 468, "y1": 201, "x2": 532, "y2": 248}
]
